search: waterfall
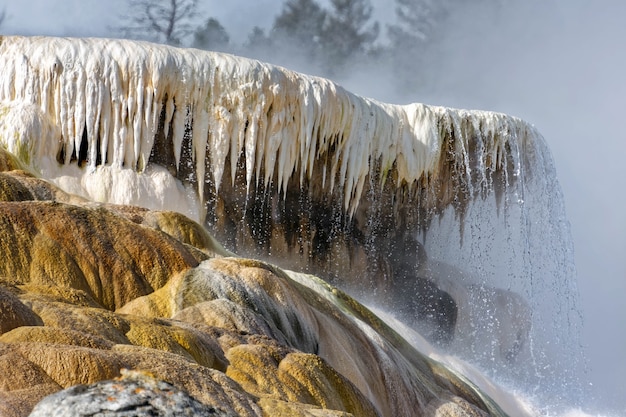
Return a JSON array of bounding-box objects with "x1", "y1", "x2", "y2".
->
[
  {"x1": 417, "y1": 132, "x2": 585, "y2": 407},
  {"x1": 0, "y1": 35, "x2": 586, "y2": 415}
]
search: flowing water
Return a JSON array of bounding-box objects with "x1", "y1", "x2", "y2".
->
[{"x1": 418, "y1": 133, "x2": 585, "y2": 404}]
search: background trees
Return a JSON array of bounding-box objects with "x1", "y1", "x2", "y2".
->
[
  {"x1": 241, "y1": 27, "x2": 275, "y2": 60},
  {"x1": 267, "y1": 0, "x2": 328, "y2": 72},
  {"x1": 192, "y1": 17, "x2": 230, "y2": 51},
  {"x1": 116, "y1": 0, "x2": 505, "y2": 100},
  {"x1": 318, "y1": 0, "x2": 379, "y2": 75},
  {"x1": 385, "y1": 0, "x2": 506, "y2": 98},
  {"x1": 386, "y1": 0, "x2": 456, "y2": 95},
  {"x1": 273, "y1": 0, "x2": 327, "y2": 50},
  {"x1": 245, "y1": 0, "x2": 380, "y2": 78}
]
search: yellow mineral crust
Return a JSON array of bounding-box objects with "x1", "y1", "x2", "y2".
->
[
  {"x1": 118, "y1": 256, "x2": 500, "y2": 416},
  {"x1": 0, "y1": 168, "x2": 504, "y2": 416},
  {"x1": 0, "y1": 200, "x2": 202, "y2": 310}
]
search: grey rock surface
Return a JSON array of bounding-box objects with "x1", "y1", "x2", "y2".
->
[{"x1": 28, "y1": 369, "x2": 236, "y2": 417}]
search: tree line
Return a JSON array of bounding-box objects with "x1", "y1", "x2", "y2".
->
[{"x1": 119, "y1": 0, "x2": 503, "y2": 101}]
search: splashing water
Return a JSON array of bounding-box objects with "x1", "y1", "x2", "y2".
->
[{"x1": 416, "y1": 135, "x2": 586, "y2": 409}]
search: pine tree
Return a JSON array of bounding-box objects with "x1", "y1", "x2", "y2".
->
[
  {"x1": 268, "y1": 0, "x2": 380, "y2": 77},
  {"x1": 385, "y1": 0, "x2": 458, "y2": 95},
  {"x1": 192, "y1": 18, "x2": 230, "y2": 52},
  {"x1": 321, "y1": 0, "x2": 380, "y2": 74},
  {"x1": 272, "y1": 0, "x2": 327, "y2": 60},
  {"x1": 386, "y1": 0, "x2": 505, "y2": 96}
]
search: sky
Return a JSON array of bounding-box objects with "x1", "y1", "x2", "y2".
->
[{"x1": 1, "y1": 0, "x2": 624, "y2": 414}]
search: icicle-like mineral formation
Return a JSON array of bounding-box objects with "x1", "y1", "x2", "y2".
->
[{"x1": 0, "y1": 36, "x2": 532, "y2": 209}]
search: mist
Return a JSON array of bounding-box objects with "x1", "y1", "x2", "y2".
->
[
  {"x1": 352, "y1": 1, "x2": 626, "y2": 412},
  {"x1": 1, "y1": 0, "x2": 624, "y2": 413},
  {"x1": 319, "y1": 2, "x2": 626, "y2": 409}
]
